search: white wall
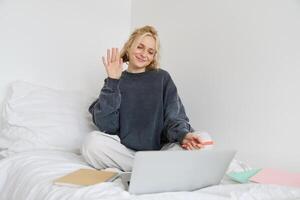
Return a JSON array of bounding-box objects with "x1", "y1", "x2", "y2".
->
[
  {"x1": 132, "y1": 0, "x2": 300, "y2": 171},
  {"x1": 1, "y1": 0, "x2": 299, "y2": 172},
  {"x1": 0, "y1": 0, "x2": 131, "y2": 128}
]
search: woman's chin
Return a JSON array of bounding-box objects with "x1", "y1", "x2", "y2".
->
[{"x1": 134, "y1": 63, "x2": 149, "y2": 69}]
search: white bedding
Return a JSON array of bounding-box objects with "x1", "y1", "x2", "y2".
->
[{"x1": 0, "y1": 150, "x2": 299, "y2": 200}]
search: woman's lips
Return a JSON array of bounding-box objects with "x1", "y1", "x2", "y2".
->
[{"x1": 135, "y1": 56, "x2": 146, "y2": 62}]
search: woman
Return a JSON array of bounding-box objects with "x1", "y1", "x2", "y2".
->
[{"x1": 81, "y1": 25, "x2": 207, "y2": 172}]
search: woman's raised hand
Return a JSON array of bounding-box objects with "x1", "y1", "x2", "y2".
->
[{"x1": 102, "y1": 48, "x2": 123, "y2": 79}]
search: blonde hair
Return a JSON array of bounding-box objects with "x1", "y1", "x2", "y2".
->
[{"x1": 120, "y1": 25, "x2": 160, "y2": 71}]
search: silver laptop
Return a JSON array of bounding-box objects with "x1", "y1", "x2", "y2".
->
[{"x1": 124, "y1": 149, "x2": 236, "y2": 195}]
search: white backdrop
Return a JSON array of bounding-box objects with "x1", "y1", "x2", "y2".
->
[
  {"x1": 132, "y1": 0, "x2": 300, "y2": 172},
  {"x1": 0, "y1": 0, "x2": 131, "y2": 129}
]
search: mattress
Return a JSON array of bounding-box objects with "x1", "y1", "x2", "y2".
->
[{"x1": 0, "y1": 150, "x2": 299, "y2": 200}]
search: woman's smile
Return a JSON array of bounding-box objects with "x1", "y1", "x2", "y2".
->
[{"x1": 135, "y1": 55, "x2": 146, "y2": 63}]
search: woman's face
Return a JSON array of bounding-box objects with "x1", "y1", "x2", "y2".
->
[{"x1": 128, "y1": 35, "x2": 156, "y2": 69}]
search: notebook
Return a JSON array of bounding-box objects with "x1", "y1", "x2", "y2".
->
[
  {"x1": 250, "y1": 168, "x2": 300, "y2": 188},
  {"x1": 54, "y1": 168, "x2": 119, "y2": 187}
]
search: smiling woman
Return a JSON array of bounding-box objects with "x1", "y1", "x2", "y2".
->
[
  {"x1": 126, "y1": 36, "x2": 156, "y2": 71},
  {"x1": 120, "y1": 26, "x2": 160, "y2": 73},
  {"x1": 81, "y1": 25, "x2": 211, "y2": 172}
]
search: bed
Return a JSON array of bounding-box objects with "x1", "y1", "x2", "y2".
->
[{"x1": 0, "y1": 81, "x2": 299, "y2": 200}]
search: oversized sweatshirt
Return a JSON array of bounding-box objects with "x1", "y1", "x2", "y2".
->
[{"x1": 89, "y1": 68, "x2": 194, "y2": 151}]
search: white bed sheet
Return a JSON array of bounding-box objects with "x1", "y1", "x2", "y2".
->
[{"x1": 0, "y1": 150, "x2": 299, "y2": 200}]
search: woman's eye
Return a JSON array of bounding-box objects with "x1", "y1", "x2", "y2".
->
[
  {"x1": 137, "y1": 46, "x2": 143, "y2": 49},
  {"x1": 148, "y1": 52, "x2": 154, "y2": 55}
]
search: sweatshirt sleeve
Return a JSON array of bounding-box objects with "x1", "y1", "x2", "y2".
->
[
  {"x1": 163, "y1": 73, "x2": 194, "y2": 143},
  {"x1": 88, "y1": 77, "x2": 121, "y2": 135}
]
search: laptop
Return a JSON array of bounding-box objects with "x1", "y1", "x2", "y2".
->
[{"x1": 123, "y1": 149, "x2": 236, "y2": 195}]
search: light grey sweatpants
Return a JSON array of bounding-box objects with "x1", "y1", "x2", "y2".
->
[{"x1": 81, "y1": 131, "x2": 185, "y2": 172}]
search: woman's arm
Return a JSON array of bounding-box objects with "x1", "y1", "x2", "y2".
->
[
  {"x1": 89, "y1": 77, "x2": 121, "y2": 134},
  {"x1": 163, "y1": 72, "x2": 195, "y2": 143},
  {"x1": 89, "y1": 48, "x2": 123, "y2": 134}
]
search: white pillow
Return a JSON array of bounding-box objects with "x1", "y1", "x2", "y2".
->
[{"x1": 0, "y1": 81, "x2": 96, "y2": 155}]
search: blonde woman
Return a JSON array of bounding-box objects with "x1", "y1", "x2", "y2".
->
[{"x1": 81, "y1": 25, "x2": 208, "y2": 172}]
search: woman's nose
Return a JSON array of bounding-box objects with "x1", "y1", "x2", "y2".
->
[{"x1": 140, "y1": 51, "x2": 147, "y2": 58}]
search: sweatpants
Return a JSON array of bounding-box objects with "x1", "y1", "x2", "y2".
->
[{"x1": 81, "y1": 131, "x2": 186, "y2": 172}]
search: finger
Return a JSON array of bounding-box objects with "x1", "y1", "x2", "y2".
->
[
  {"x1": 187, "y1": 143, "x2": 194, "y2": 150},
  {"x1": 183, "y1": 144, "x2": 189, "y2": 148},
  {"x1": 111, "y1": 48, "x2": 116, "y2": 62},
  {"x1": 190, "y1": 140, "x2": 196, "y2": 147},
  {"x1": 107, "y1": 49, "x2": 111, "y2": 64},
  {"x1": 117, "y1": 48, "x2": 122, "y2": 66},
  {"x1": 203, "y1": 141, "x2": 214, "y2": 145},
  {"x1": 116, "y1": 48, "x2": 120, "y2": 59},
  {"x1": 185, "y1": 145, "x2": 191, "y2": 150},
  {"x1": 189, "y1": 144, "x2": 195, "y2": 150},
  {"x1": 193, "y1": 135, "x2": 203, "y2": 144},
  {"x1": 183, "y1": 143, "x2": 189, "y2": 149},
  {"x1": 119, "y1": 58, "x2": 123, "y2": 66},
  {"x1": 181, "y1": 144, "x2": 188, "y2": 150},
  {"x1": 191, "y1": 141, "x2": 200, "y2": 149},
  {"x1": 102, "y1": 56, "x2": 107, "y2": 67},
  {"x1": 193, "y1": 141, "x2": 203, "y2": 149}
]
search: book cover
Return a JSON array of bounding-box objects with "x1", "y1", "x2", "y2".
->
[{"x1": 54, "y1": 168, "x2": 119, "y2": 187}]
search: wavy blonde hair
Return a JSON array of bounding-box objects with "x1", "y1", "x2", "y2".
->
[{"x1": 120, "y1": 25, "x2": 160, "y2": 71}]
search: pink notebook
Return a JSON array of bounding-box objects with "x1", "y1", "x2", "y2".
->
[{"x1": 250, "y1": 168, "x2": 300, "y2": 188}]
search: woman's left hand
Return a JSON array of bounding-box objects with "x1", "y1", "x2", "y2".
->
[{"x1": 181, "y1": 132, "x2": 204, "y2": 150}]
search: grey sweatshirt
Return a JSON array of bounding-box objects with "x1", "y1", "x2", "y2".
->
[{"x1": 89, "y1": 68, "x2": 194, "y2": 151}]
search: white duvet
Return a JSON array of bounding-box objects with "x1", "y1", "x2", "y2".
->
[{"x1": 0, "y1": 150, "x2": 299, "y2": 200}]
